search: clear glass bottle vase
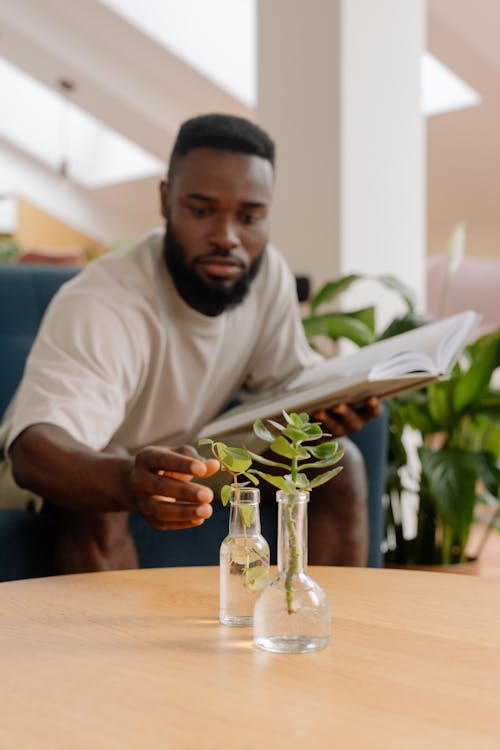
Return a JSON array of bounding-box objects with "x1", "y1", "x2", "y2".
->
[
  {"x1": 253, "y1": 490, "x2": 330, "y2": 653},
  {"x1": 219, "y1": 487, "x2": 270, "y2": 626}
]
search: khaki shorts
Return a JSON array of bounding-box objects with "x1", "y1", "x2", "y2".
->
[{"x1": 0, "y1": 460, "x2": 43, "y2": 512}]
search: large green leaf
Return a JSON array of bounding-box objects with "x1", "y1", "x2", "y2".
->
[
  {"x1": 281, "y1": 426, "x2": 309, "y2": 443},
  {"x1": 453, "y1": 331, "x2": 500, "y2": 414},
  {"x1": 216, "y1": 444, "x2": 252, "y2": 473},
  {"x1": 220, "y1": 484, "x2": 232, "y2": 506},
  {"x1": 310, "y1": 274, "x2": 361, "y2": 312},
  {"x1": 374, "y1": 274, "x2": 417, "y2": 312},
  {"x1": 302, "y1": 313, "x2": 375, "y2": 347},
  {"x1": 475, "y1": 451, "x2": 500, "y2": 499},
  {"x1": 302, "y1": 423, "x2": 324, "y2": 439},
  {"x1": 248, "y1": 452, "x2": 289, "y2": 470},
  {"x1": 307, "y1": 466, "x2": 343, "y2": 489},
  {"x1": 419, "y1": 447, "x2": 478, "y2": 540},
  {"x1": 308, "y1": 441, "x2": 341, "y2": 459},
  {"x1": 252, "y1": 419, "x2": 274, "y2": 442},
  {"x1": 455, "y1": 413, "x2": 500, "y2": 456},
  {"x1": 426, "y1": 381, "x2": 451, "y2": 431},
  {"x1": 378, "y1": 311, "x2": 432, "y2": 341},
  {"x1": 270, "y1": 435, "x2": 306, "y2": 460},
  {"x1": 239, "y1": 504, "x2": 255, "y2": 527},
  {"x1": 251, "y1": 471, "x2": 295, "y2": 492}
]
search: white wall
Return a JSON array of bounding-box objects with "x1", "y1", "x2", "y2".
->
[{"x1": 258, "y1": 0, "x2": 426, "y2": 329}]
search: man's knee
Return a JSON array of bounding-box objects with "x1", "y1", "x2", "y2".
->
[{"x1": 334, "y1": 437, "x2": 368, "y2": 510}]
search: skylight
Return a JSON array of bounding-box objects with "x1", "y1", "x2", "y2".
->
[
  {"x1": 422, "y1": 52, "x2": 481, "y2": 117},
  {"x1": 99, "y1": 0, "x2": 256, "y2": 107},
  {"x1": 0, "y1": 57, "x2": 164, "y2": 190},
  {"x1": 99, "y1": 1, "x2": 481, "y2": 119}
]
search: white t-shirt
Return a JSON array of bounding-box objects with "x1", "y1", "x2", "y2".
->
[{"x1": 1, "y1": 230, "x2": 320, "y2": 456}]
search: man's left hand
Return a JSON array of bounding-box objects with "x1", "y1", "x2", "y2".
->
[{"x1": 313, "y1": 396, "x2": 382, "y2": 438}]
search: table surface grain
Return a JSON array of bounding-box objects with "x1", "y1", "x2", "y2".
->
[{"x1": 1, "y1": 566, "x2": 499, "y2": 750}]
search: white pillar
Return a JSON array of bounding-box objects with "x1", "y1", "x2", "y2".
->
[{"x1": 257, "y1": 0, "x2": 426, "y2": 326}]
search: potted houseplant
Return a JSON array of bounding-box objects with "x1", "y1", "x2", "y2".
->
[
  {"x1": 299, "y1": 242, "x2": 499, "y2": 571},
  {"x1": 384, "y1": 329, "x2": 500, "y2": 568}
]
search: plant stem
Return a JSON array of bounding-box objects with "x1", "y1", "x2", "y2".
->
[
  {"x1": 284, "y1": 499, "x2": 298, "y2": 614},
  {"x1": 284, "y1": 448, "x2": 300, "y2": 614}
]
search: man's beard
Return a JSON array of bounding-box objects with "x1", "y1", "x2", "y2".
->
[{"x1": 163, "y1": 224, "x2": 265, "y2": 317}]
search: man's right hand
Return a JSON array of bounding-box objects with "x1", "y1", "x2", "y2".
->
[{"x1": 128, "y1": 445, "x2": 220, "y2": 530}]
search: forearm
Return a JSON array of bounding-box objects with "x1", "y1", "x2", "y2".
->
[{"x1": 9, "y1": 423, "x2": 134, "y2": 512}]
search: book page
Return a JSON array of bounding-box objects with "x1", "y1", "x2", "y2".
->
[
  {"x1": 286, "y1": 309, "x2": 479, "y2": 391},
  {"x1": 197, "y1": 309, "x2": 480, "y2": 439}
]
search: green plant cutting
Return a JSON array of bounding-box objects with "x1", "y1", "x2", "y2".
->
[
  {"x1": 198, "y1": 438, "x2": 267, "y2": 592},
  {"x1": 250, "y1": 410, "x2": 344, "y2": 613}
]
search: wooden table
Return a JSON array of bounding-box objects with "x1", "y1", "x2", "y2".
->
[{"x1": 1, "y1": 566, "x2": 499, "y2": 749}]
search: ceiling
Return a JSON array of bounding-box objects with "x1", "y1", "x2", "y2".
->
[{"x1": 0, "y1": 0, "x2": 498, "y2": 257}]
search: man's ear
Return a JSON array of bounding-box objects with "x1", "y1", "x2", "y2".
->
[{"x1": 159, "y1": 180, "x2": 169, "y2": 219}]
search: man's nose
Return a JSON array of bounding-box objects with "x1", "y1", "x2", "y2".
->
[{"x1": 209, "y1": 215, "x2": 239, "y2": 250}]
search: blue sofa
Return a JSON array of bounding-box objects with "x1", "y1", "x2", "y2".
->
[{"x1": 0, "y1": 263, "x2": 388, "y2": 580}]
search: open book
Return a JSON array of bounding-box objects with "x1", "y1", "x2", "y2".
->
[{"x1": 198, "y1": 309, "x2": 480, "y2": 438}]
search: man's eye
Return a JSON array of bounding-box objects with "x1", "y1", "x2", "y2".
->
[
  {"x1": 240, "y1": 213, "x2": 260, "y2": 225},
  {"x1": 190, "y1": 206, "x2": 210, "y2": 217}
]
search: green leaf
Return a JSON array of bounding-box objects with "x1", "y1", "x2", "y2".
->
[
  {"x1": 378, "y1": 311, "x2": 432, "y2": 340},
  {"x1": 248, "y1": 451, "x2": 290, "y2": 470},
  {"x1": 302, "y1": 313, "x2": 375, "y2": 347},
  {"x1": 453, "y1": 331, "x2": 500, "y2": 414},
  {"x1": 252, "y1": 418, "x2": 274, "y2": 442},
  {"x1": 373, "y1": 274, "x2": 417, "y2": 312},
  {"x1": 282, "y1": 426, "x2": 308, "y2": 443},
  {"x1": 307, "y1": 467, "x2": 344, "y2": 489},
  {"x1": 270, "y1": 435, "x2": 302, "y2": 460},
  {"x1": 310, "y1": 274, "x2": 362, "y2": 312},
  {"x1": 217, "y1": 444, "x2": 252, "y2": 473},
  {"x1": 197, "y1": 438, "x2": 213, "y2": 446},
  {"x1": 251, "y1": 471, "x2": 295, "y2": 492},
  {"x1": 267, "y1": 419, "x2": 285, "y2": 432},
  {"x1": 281, "y1": 410, "x2": 296, "y2": 426},
  {"x1": 352, "y1": 306, "x2": 376, "y2": 333},
  {"x1": 239, "y1": 505, "x2": 255, "y2": 527},
  {"x1": 476, "y1": 452, "x2": 500, "y2": 499},
  {"x1": 302, "y1": 423, "x2": 324, "y2": 439},
  {"x1": 419, "y1": 447, "x2": 478, "y2": 541},
  {"x1": 293, "y1": 472, "x2": 310, "y2": 489},
  {"x1": 308, "y1": 441, "x2": 340, "y2": 459},
  {"x1": 299, "y1": 451, "x2": 344, "y2": 470},
  {"x1": 427, "y1": 381, "x2": 451, "y2": 431},
  {"x1": 242, "y1": 471, "x2": 259, "y2": 486},
  {"x1": 220, "y1": 484, "x2": 232, "y2": 506},
  {"x1": 246, "y1": 563, "x2": 269, "y2": 591}
]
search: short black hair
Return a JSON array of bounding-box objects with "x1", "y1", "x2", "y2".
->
[{"x1": 167, "y1": 113, "x2": 275, "y2": 179}]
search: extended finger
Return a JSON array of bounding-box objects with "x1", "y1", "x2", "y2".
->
[
  {"x1": 137, "y1": 446, "x2": 217, "y2": 478},
  {"x1": 141, "y1": 498, "x2": 213, "y2": 524},
  {"x1": 144, "y1": 517, "x2": 208, "y2": 531},
  {"x1": 137, "y1": 467, "x2": 214, "y2": 504}
]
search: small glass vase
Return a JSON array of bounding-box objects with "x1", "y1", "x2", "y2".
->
[
  {"x1": 219, "y1": 487, "x2": 270, "y2": 626},
  {"x1": 253, "y1": 490, "x2": 330, "y2": 653}
]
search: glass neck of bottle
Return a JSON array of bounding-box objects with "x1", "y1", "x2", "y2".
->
[
  {"x1": 229, "y1": 487, "x2": 261, "y2": 536},
  {"x1": 276, "y1": 491, "x2": 309, "y2": 575}
]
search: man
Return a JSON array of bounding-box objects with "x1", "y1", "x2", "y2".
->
[{"x1": 1, "y1": 114, "x2": 380, "y2": 573}]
